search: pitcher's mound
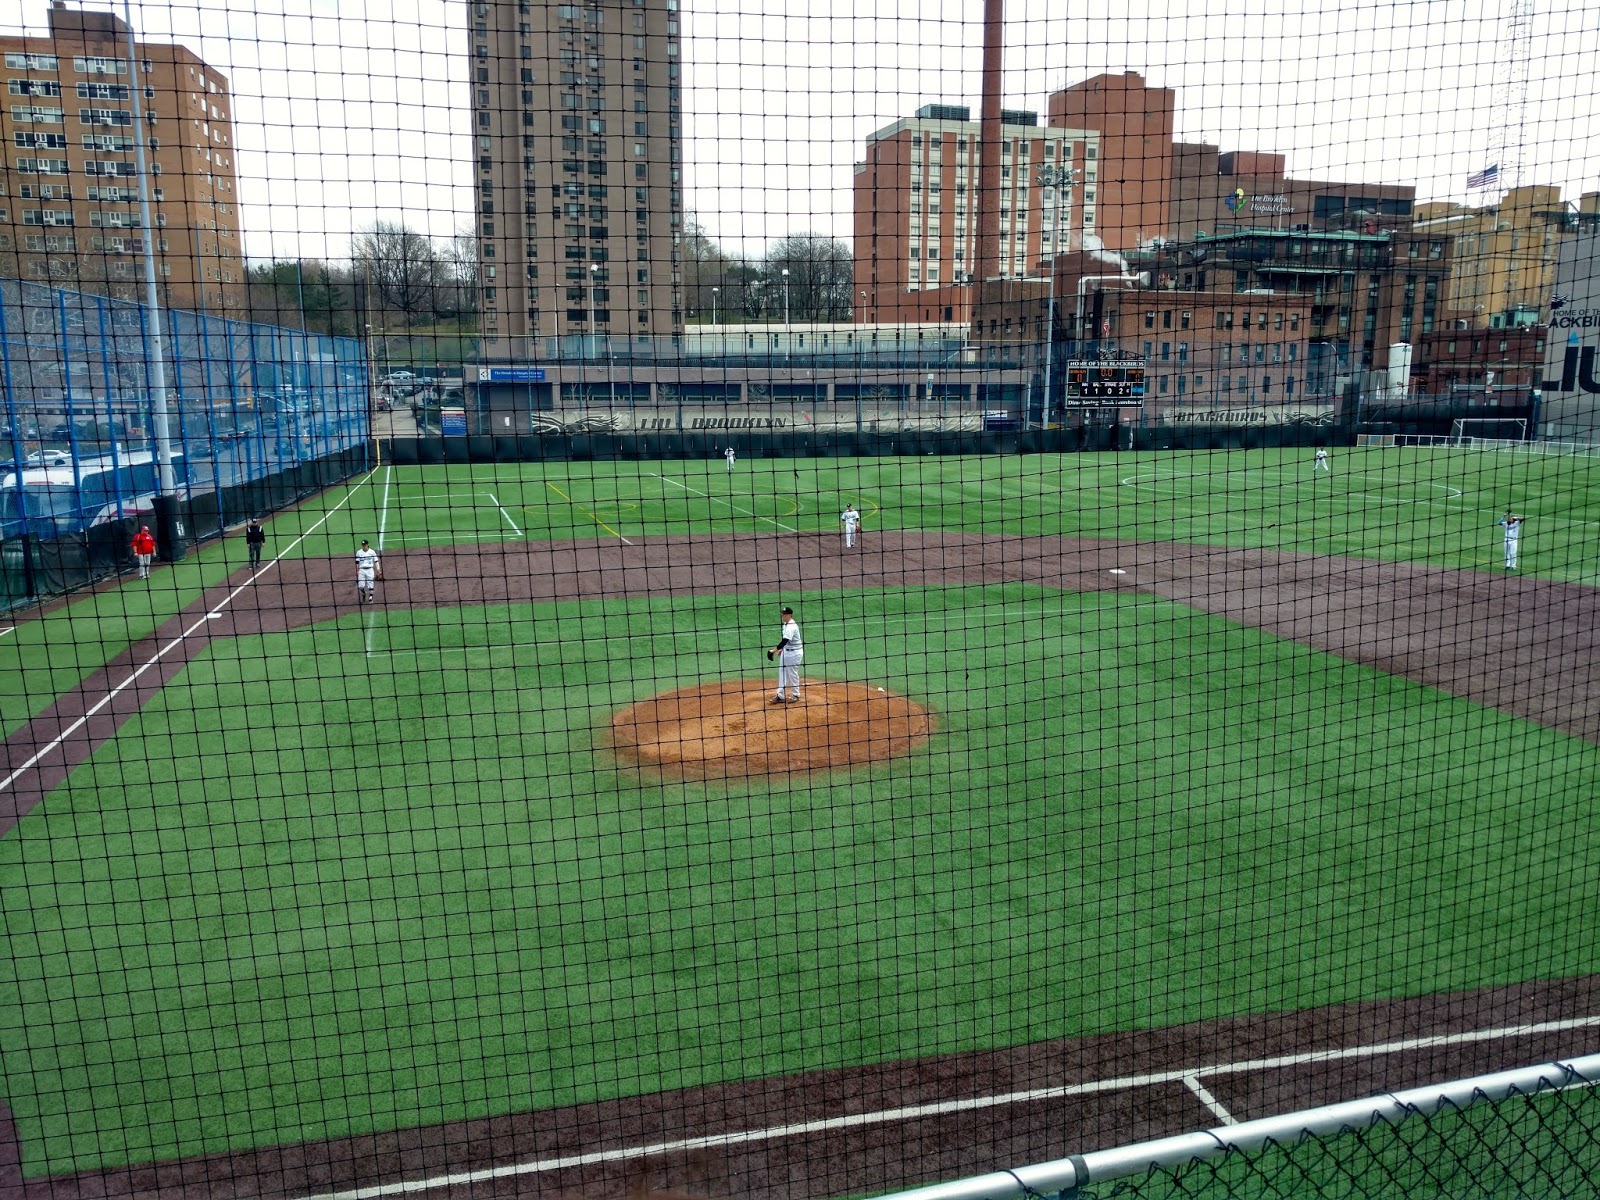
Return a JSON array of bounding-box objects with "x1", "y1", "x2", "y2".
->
[{"x1": 610, "y1": 680, "x2": 934, "y2": 780}]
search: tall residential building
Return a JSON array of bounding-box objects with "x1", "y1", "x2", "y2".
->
[
  {"x1": 853, "y1": 105, "x2": 1099, "y2": 325},
  {"x1": 0, "y1": 2, "x2": 244, "y2": 311},
  {"x1": 471, "y1": 0, "x2": 685, "y2": 358}
]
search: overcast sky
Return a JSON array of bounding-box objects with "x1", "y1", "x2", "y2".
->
[{"x1": 6, "y1": 0, "x2": 1599, "y2": 263}]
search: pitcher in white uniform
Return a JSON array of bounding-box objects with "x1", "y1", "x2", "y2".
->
[{"x1": 768, "y1": 604, "x2": 803, "y2": 703}]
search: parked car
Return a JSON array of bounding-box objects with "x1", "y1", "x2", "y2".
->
[{"x1": 27, "y1": 449, "x2": 72, "y2": 467}]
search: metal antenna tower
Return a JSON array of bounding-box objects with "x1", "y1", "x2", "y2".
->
[{"x1": 1486, "y1": 0, "x2": 1535, "y2": 191}]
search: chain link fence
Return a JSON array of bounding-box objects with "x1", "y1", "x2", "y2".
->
[
  {"x1": 877, "y1": 1057, "x2": 1600, "y2": 1200},
  {"x1": 0, "y1": 279, "x2": 370, "y2": 605}
]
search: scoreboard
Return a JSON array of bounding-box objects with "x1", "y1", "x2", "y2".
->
[{"x1": 1064, "y1": 357, "x2": 1147, "y2": 405}]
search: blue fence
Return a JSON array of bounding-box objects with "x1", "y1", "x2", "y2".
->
[
  {"x1": 0, "y1": 278, "x2": 369, "y2": 542},
  {"x1": 0, "y1": 279, "x2": 371, "y2": 607}
]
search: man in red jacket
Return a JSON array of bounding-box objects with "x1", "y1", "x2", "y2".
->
[{"x1": 132, "y1": 525, "x2": 156, "y2": 579}]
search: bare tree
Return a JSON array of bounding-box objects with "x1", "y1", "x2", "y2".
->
[
  {"x1": 682, "y1": 214, "x2": 732, "y2": 321},
  {"x1": 765, "y1": 233, "x2": 853, "y2": 322},
  {"x1": 440, "y1": 226, "x2": 480, "y2": 320},
  {"x1": 351, "y1": 222, "x2": 447, "y2": 327}
]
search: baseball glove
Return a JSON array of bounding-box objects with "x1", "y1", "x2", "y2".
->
[{"x1": 767, "y1": 649, "x2": 775, "y2": 661}]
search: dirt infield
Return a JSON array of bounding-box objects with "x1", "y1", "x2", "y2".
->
[
  {"x1": 3, "y1": 529, "x2": 1600, "y2": 1199},
  {"x1": 608, "y1": 680, "x2": 934, "y2": 779}
]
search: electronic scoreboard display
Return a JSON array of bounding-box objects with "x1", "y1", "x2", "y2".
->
[{"x1": 1064, "y1": 358, "x2": 1147, "y2": 405}]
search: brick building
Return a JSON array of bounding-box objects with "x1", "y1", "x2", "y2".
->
[
  {"x1": 0, "y1": 2, "x2": 244, "y2": 311},
  {"x1": 470, "y1": 0, "x2": 685, "y2": 357},
  {"x1": 852, "y1": 105, "x2": 1099, "y2": 326}
]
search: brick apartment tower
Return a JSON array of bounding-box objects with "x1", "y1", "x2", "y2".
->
[
  {"x1": 471, "y1": 0, "x2": 685, "y2": 358},
  {"x1": 853, "y1": 108, "x2": 1097, "y2": 325},
  {"x1": 0, "y1": 2, "x2": 244, "y2": 311}
]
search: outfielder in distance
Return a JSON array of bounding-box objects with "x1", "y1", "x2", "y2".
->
[
  {"x1": 1496, "y1": 510, "x2": 1525, "y2": 570},
  {"x1": 767, "y1": 604, "x2": 804, "y2": 704}
]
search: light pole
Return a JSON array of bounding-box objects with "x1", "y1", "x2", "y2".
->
[
  {"x1": 1033, "y1": 164, "x2": 1082, "y2": 431},
  {"x1": 588, "y1": 263, "x2": 599, "y2": 360},
  {"x1": 711, "y1": 286, "x2": 719, "y2": 327},
  {"x1": 781, "y1": 268, "x2": 791, "y2": 327}
]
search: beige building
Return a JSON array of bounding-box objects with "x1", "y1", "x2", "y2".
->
[
  {"x1": 471, "y1": 0, "x2": 685, "y2": 357},
  {"x1": 1414, "y1": 185, "x2": 1564, "y2": 328},
  {"x1": 853, "y1": 105, "x2": 1100, "y2": 325},
  {"x1": 0, "y1": 2, "x2": 243, "y2": 311}
]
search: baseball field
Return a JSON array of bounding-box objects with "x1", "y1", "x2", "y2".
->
[{"x1": 1, "y1": 445, "x2": 1598, "y2": 1196}]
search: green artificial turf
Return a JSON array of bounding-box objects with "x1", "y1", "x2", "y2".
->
[{"x1": 3, "y1": 583, "x2": 1598, "y2": 1174}]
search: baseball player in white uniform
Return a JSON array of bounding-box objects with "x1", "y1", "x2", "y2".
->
[
  {"x1": 724, "y1": 446, "x2": 736, "y2": 472},
  {"x1": 767, "y1": 604, "x2": 803, "y2": 703},
  {"x1": 1496, "y1": 511, "x2": 1524, "y2": 570},
  {"x1": 840, "y1": 503, "x2": 861, "y2": 548},
  {"x1": 355, "y1": 539, "x2": 382, "y2": 602},
  {"x1": 1313, "y1": 448, "x2": 1330, "y2": 472}
]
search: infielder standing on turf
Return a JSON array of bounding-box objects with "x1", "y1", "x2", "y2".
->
[
  {"x1": 724, "y1": 446, "x2": 736, "y2": 472},
  {"x1": 355, "y1": 539, "x2": 382, "y2": 603},
  {"x1": 840, "y1": 503, "x2": 861, "y2": 548},
  {"x1": 245, "y1": 518, "x2": 266, "y2": 568},
  {"x1": 1313, "y1": 448, "x2": 1331, "y2": 472},
  {"x1": 1496, "y1": 510, "x2": 1524, "y2": 570},
  {"x1": 767, "y1": 604, "x2": 803, "y2": 703}
]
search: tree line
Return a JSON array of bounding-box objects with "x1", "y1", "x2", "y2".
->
[
  {"x1": 682, "y1": 218, "x2": 854, "y2": 324},
  {"x1": 243, "y1": 222, "x2": 478, "y2": 339},
  {"x1": 243, "y1": 216, "x2": 853, "y2": 336}
]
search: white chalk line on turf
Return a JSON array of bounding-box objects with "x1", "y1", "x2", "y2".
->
[
  {"x1": 294, "y1": 1014, "x2": 1600, "y2": 1200},
  {"x1": 0, "y1": 626, "x2": 14, "y2": 639},
  {"x1": 651, "y1": 472, "x2": 798, "y2": 532},
  {"x1": 484, "y1": 491, "x2": 524, "y2": 537},
  {"x1": 0, "y1": 469, "x2": 379, "y2": 798}
]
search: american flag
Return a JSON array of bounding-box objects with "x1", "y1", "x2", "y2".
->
[{"x1": 1467, "y1": 164, "x2": 1500, "y2": 189}]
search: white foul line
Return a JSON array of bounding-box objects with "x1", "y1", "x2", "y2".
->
[
  {"x1": 0, "y1": 470, "x2": 378, "y2": 798},
  {"x1": 366, "y1": 466, "x2": 392, "y2": 659},
  {"x1": 0, "y1": 626, "x2": 14, "y2": 639},
  {"x1": 294, "y1": 1014, "x2": 1600, "y2": 1200},
  {"x1": 485, "y1": 491, "x2": 524, "y2": 537},
  {"x1": 650, "y1": 472, "x2": 798, "y2": 532},
  {"x1": 1183, "y1": 1073, "x2": 1237, "y2": 1125}
]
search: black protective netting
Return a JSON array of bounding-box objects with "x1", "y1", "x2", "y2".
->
[{"x1": 1, "y1": 0, "x2": 1598, "y2": 1197}]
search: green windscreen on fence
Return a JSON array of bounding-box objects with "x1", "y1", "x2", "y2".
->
[{"x1": 1, "y1": 0, "x2": 1598, "y2": 1197}]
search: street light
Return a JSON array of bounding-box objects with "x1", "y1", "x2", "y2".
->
[
  {"x1": 588, "y1": 263, "x2": 599, "y2": 360},
  {"x1": 711, "y1": 286, "x2": 719, "y2": 326},
  {"x1": 1033, "y1": 164, "x2": 1082, "y2": 431},
  {"x1": 781, "y1": 268, "x2": 791, "y2": 327}
]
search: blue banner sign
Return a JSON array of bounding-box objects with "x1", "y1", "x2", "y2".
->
[
  {"x1": 440, "y1": 407, "x2": 468, "y2": 436},
  {"x1": 477, "y1": 367, "x2": 547, "y2": 383}
]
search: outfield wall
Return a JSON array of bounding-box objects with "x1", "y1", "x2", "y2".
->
[{"x1": 383, "y1": 423, "x2": 1346, "y2": 465}]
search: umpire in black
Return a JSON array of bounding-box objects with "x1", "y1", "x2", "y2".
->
[{"x1": 245, "y1": 518, "x2": 267, "y2": 568}]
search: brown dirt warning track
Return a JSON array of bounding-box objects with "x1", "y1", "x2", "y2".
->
[{"x1": 2, "y1": 529, "x2": 1599, "y2": 1199}]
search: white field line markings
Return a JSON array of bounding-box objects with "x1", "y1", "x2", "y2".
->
[
  {"x1": 0, "y1": 626, "x2": 14, "y2": 639},
  {"x1": 1183, "y1": 1073, "x2": 1237, "y2": 1125},
  {"x1": 365, "y1": 466, "x2": 392, "y2": 659},
  {"x1": 1, "y1": 470, "x2": 378, "y2": 798},
  {"x1": 484, "y1": 491, "x2": 524, "y2": 537},
  {"x1": 294, "y1": 1014, "x2": 1600, "y2": 1200},
  {"x1": 651, "y1": 472, "x2": 798, "y2": 533},
  {"x1": 1118, "y1": 471, "x2": 1465, "y2": 507}
]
